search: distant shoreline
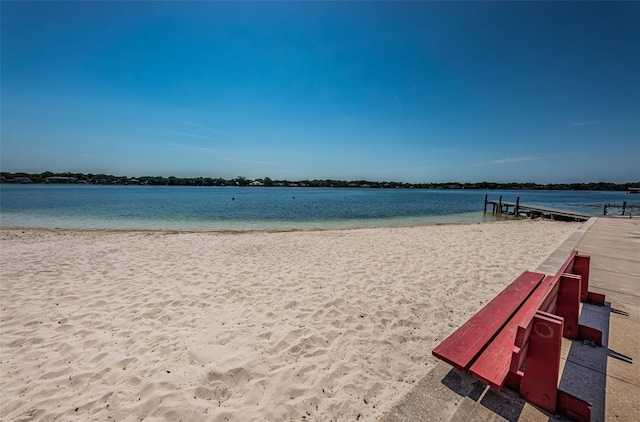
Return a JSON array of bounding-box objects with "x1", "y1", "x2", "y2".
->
[{"x1": 1, "y1": 172, "x2": 638, "y2": 191}]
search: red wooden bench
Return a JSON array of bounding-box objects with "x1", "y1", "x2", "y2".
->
[{"x1": 432, "y1": 251, "x2": 605, "y2": 421}]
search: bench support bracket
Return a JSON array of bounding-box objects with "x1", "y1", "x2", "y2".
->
[
  {"x1": 519, "y1": 311, "x2": 592, "y2": 421},
  {"x1": 556, "y1": 273, "x2": 604, "y2": 345},
  {"x1": 556, "y1": 274, "x2": 581, "y2": 340},
  {"x1": 520, "y1": 311, "x2": 563, "y2": 414},
  {"x1": 556, "y1": 389, "x2": 591, "y2": 422}
]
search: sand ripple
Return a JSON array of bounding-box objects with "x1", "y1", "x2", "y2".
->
[{"x1": 0, "y1": 221, "x2": 579, "y2": 421}]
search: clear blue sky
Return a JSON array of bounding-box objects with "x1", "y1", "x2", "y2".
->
[{"x1": 2, "y1": 1, "x2": 639, "y2": 183}]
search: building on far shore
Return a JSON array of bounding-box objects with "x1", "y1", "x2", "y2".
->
[
  {"x1": 10, "y1": 177, "x2": 32, "y2": 183},
  {"x1": 45, "y1": 176, "x2": 77, "y2": 183}
]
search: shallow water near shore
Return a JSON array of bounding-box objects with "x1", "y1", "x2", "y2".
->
[{"x1": 1, "y1": 185, "x2": 636, "y2": 230}]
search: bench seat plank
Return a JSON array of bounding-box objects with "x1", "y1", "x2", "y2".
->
[
  {"x1": 469, "y1": 275, "x2": 560, "y2": 390},
  {"x1": 432, "y1": 271, "x2": 546, "y2": 372}
]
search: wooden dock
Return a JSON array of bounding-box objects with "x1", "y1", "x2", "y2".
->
[
  {"x1": 484, "y1": 195, "x2": 596, "y2": 221},
  {"x1": 604, "y1": 202, "x2": 640, "y2": 217}
]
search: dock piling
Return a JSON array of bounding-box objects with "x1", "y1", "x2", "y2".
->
[{"x1": 484, "y1": 196, "x2": 593, "y2": 221}]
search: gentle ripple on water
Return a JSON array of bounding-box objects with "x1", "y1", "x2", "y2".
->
[{"x1": 1, "y1": 185, "x2": 637, "y2": 230}]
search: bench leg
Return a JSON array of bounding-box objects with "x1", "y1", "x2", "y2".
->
[
  {"x1": 573, "y1": 254, "x2": 590, "y2": 302},
  {"x1": 520, "y1": 311, "x2": 563, "y2": 415},
  {"x1": 520, "y1": 311, "x2": 593, "y2": 421},
  {"x1": 556, "y1": 273, "x2": 581, "y2": 340},
  {"x1": 578, "y1": 324, "x2": 603, "y2": 346},
  {"x1": 556, "y1": 273, "x2": 604, "y2": 346},
  {"x1": 587, "y1": 291, "x2": 606, "y2": 306},
  {"x1": 574, "y1": 253, "x2": 606, "y2": 306},
  {"x1": 557, "y1": 389, "x2": 591, "y2": 422}
]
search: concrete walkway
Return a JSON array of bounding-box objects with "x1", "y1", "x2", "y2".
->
[{"x1": 381, "y1": 217, "x2": 639, "y2": 422}]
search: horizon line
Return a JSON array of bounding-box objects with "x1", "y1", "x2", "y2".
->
[{"x1": 1, "y1": 171, "x2": 638, "y2": 187}]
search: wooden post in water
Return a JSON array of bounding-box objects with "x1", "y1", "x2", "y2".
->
[
  {"x1": 498, "y1": 195, "x2": 503, "y2": 214},
  {"x1": 622, "y1": 201, "x2": 627, "y2": 216},
  {"x1": 515, "y1": 197, "x2": 520, "y2": 216},
  {"x1": 484, "y1": 194, "x2": 488, "y2": 213}
]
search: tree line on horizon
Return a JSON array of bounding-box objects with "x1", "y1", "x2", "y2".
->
[{"x1": 1, "y1": 171, "x2": 638, "y2": 191}]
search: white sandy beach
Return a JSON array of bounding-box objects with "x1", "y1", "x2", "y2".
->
[{"x1": 0, "y1": 220, "x2": 580, "y2": 421}]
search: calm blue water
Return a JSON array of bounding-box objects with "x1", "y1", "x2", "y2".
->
[{"x1": 0, "y1": 185, "x2": 637, "y2": 230}]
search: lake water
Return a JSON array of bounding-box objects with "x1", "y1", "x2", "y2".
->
[{"x1": 0, "y1": 185, "x2": 637, "y2": 230}]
